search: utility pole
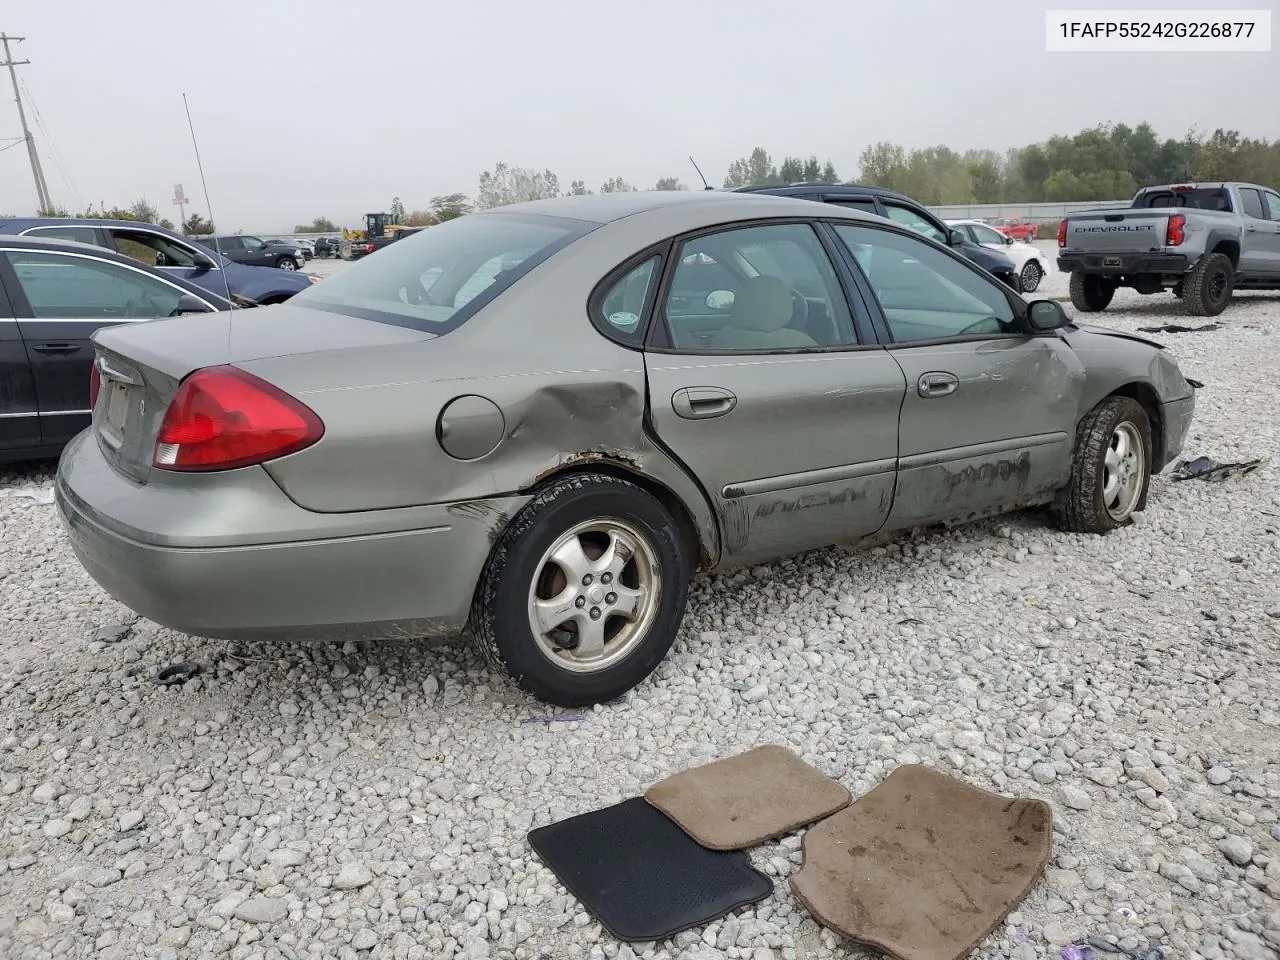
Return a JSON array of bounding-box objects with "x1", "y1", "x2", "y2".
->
[{"x1": 1, "y1": 33, "x2": 53, "y2": 214}]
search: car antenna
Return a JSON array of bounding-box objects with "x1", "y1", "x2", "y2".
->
[
  {"x1": 181, "y1": 93, "x2": 235, "y2": 310},
  {"x1": 689, "y1": 156, "x2": 714, "y2": 191}
]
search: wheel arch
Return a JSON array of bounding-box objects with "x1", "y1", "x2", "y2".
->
[
  {"x1": 518, "y1": 454, "x2": 716, "y2": 572},
  {"x1": 1106, "y1": 381, "x2": 1164, "y2": 470},
  {"x1": 1204, "y1": 232, "x2": 1240, "y2": 268}
]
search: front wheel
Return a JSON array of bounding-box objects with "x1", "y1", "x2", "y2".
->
[
  {"x1": 1055, "y1": 397, "x2": 1152, "y2": 534},
  {"x1": 1020, "y1": 260, "x2": 1043, "y2": 293},
  {"x1": 470, "y1": 473, "x2": 692, "y2": 707},
  {"x1": 276, "y1": 257, "x2": 298, "y2": 271},
  {"x1": 1069, "y1": 272, "x2": 1115, "y2": 312}
]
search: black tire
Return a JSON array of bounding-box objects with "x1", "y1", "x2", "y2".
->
[
  {"x1": 1069, "y1": 272, "x2": 1115, "y2": 312},
  {"x1": 1020, "y1": 260, "x2": 1043, "y2": 293},
  {"x1": 1182, "y1": 252, "x2": 1234, "y2": 317},
  {"x1": 1172, "y1": 280, "x2": 1184, "y2": 299},
  {"x1": 1055, "y1": 396, "x2": 1152, "y2": 534},
  {"x1": 276, "y1": 257, "x2": 299, "y2": 271},
  {"x1": 470, "y1": 473, "x2": 692, "y2": 707}
]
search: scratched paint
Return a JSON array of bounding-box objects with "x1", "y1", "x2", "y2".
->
[{"x1": 942, "y1": 451, "x2": 1031, "y2": 493}]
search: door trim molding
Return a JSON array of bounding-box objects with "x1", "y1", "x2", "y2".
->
[
  {"x1": 899, "y1": 431, "x2": 1067, "y2": 471},
  {"x1": 723, "y1": 457, "x2": 897, "y2": 499}
]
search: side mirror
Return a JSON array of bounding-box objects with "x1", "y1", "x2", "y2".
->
[
  {"x1": 706, "y1": 289, "x2": 735, "y2": 310},
  {"x1": 193, "y1": 251, "x2": 219, "y2": 270},
  {"x1": 947, "y1": 228, "x2": 967, "y2": 246},
  {"x1": 1026, "y1": 299, "x2": 1069, "y2": 332},
  {"x1": 1003, "y1": 235, "x2": 1014, "y2": 245},
  {"x1": 173, "y1": 294, "x2": 213, "y2": 316}
]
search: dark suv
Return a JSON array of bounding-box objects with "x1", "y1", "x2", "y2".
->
[
  {"x1": 193, "y1": 235, "x2": 304, "y2": 271},
  {"x1": 733, "y1": 183, "x2": 1022, "y2": 293}
]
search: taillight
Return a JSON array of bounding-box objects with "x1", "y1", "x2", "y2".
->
[
  {"x1": 89, "y1": 365, "x2": 101, "y2": 408},
  {"x1": 152, "y1": 366, "x2": 323, "y2": 472},
  {"x1": 1057, "y1": 219, "x2": 1067, "y2": 247},
  {"x1": 365, "y1": 243, "x2": 375, "y2": 254},
  {"x1": 1166, "y1": 214, "x2": 1185, "y2": 246}
]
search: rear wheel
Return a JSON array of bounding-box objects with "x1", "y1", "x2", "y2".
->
[
  {"x1": 1020, "y1": 260, "x2": 1043, "y2": 293},
  {"x1": 1069, "y1": 272, "x2": 1115, "y2": 312},
  {"x1": 1056, "y1": 397, "x2": 1152, "y2": 534},
  {"x1": 471, "y1": 473, "x2": 692, "y2": 707},
  {"x1": 276, "y1": 257, "x2": 298, "y2": 271},
  {"x1": 1182, "y1": 252, "x2": 1233, "y2": 317}
]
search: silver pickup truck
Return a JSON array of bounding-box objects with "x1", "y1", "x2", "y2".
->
[{"x1": 1056, "y1": 181, "x2": 1280, "y2": 317}]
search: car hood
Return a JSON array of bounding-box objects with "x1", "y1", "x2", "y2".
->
[
  {"x1": 1065, "y1": 322, "x2": 1165, "y2": 350},
  {"x1": 964, "y1": 242, "x2": 1015, "y2": 271}
]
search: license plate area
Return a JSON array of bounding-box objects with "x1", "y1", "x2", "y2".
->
[
  {"x1": 99, "y1": 381, "x2": 130, "y2": 448},
  {"x1": 1102, "y1": 256, "x2": 1122, "y2": 268}
]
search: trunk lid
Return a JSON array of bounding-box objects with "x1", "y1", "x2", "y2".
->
[
  {"x1": 90, "y1": 303, "x2": 433, "y2": 483},
  {"x1": 1063, "y1": 210, "x2": 1170, "y2": 253}
]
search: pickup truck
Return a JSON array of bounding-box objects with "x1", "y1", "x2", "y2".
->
[{"x1": 1056, "y1": 181, "x2": 1280, "y2": 317}]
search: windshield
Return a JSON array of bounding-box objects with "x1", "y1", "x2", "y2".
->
[{"x1": 291, "y1": 213, "x2": 594, "y2": 332}]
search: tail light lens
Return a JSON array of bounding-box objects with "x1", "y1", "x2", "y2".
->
[
  {"x1": 1166, "y1": 214, "x2": 1186, "y2": 246},
  {"x1": 89, "y1": 364, "x2": 101, "y2": 408},
  {"x1": 365, "y1": 243, "x2": 375, "y2": 254},
  {"x1": 153, "y1": 366, "x2": 323, "y2": 472},
  {"x1": 1057, "y1": 219, "x2": 1067, "y2": 247}
]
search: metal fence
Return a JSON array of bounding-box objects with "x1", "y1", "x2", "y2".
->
[{"x1": 927, "y1": 200, "x2": 1130, "y2": 220}]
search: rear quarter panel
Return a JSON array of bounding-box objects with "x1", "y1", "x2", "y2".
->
[{"x1": 242, "y1": 207, "x2": 790, "y2": 563}]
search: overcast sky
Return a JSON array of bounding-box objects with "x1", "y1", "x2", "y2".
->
[{"x1": 2, "y1": 0, "x2": 1276, "y2": 232}]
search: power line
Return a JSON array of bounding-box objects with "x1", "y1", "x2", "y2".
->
[
  {"x1": 17, "y1": 74, "x2": 83, "y2": 211},
  {"x1": 0, "y1": 33, "x2": 53, "y2": 213}
]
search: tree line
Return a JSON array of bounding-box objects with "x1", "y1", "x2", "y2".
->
[{"x1": 460, "y1": 124, "x2": 1279, "y2": 211}]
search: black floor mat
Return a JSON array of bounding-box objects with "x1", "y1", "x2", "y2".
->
[{"x1": 527, "y1": 796, "x2": 772, "y2": 942}]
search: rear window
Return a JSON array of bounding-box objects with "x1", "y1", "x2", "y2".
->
[
  {"x1": 1136, "y1": 188, "x2": 1231, "y2": 211},
  {"x1": 291, "y1": 213, "x2": 595, "y2": 333}
]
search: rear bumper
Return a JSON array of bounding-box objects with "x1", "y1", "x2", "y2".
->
[
  {"x1": 1057, "y1": 251, "x2": 1190, "y2": 276},
  {"x1": 1157, "y1": 394, "x2": 1195, "y2": 472},
  {"x1": 54, "y1": 430, "x2": 529, "y2": 642}
]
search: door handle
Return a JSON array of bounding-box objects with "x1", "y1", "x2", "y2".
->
[
  {"x1": 672, "y1": 386, "x2": 737, "y2": 420},
  {"x1": 918, "y1": 371, "x2": 959, "y2": 398},
  {"x1": 1245, "y1": 225, "x2": 1257, "y2": 232},
  {"x1": 31, "y1": 343, "x2": 80, "y2": 355}
]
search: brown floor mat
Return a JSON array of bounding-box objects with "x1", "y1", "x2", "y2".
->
[
  {"x1": 789, "y1": 764, "x2": 1052, "y2": 960},
  {"x1": 644, "y1": 745, "x2": 852, "y2": 850}
]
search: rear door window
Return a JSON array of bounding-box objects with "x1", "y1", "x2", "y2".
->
[
  {"x1": 1240, "y1": 189, "x2": 1266, "y2": 219},
  {"x1": 23, "y1": 225, "x2": 102, "y2": 246}
]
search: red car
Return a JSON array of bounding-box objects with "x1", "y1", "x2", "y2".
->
[{"x1": 990, "y1": 217, "x2": 1039, "y2": 242}]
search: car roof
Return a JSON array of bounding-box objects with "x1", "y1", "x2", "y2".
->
[
  {"x1": 473, "y1": 189, "x2": 885, "y2": 227},
  {"x1": 731, "y1": 182, "x2": 920, "y2": 204},
  {"x1": 0, "y1": 216, "x2": 185, "y2": 231}
]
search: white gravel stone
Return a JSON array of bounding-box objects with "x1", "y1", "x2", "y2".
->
[
  {"x1": 334, "y1": 862, "x2": 374, "y2": 889},
  {"x1": 1, "y1": 275, "x2": 1278, "y2": 958},
  {"x1": 1219, "y1": 835, "x2": 1254, "y2": 866},
  {"x1": 232, "y1": 897, "x2": 287, "y2": 923}
]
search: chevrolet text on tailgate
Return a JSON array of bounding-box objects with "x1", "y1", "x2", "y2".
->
[{"x1": 1056, "y1": 181, "x2": 1280, "y2": 317}]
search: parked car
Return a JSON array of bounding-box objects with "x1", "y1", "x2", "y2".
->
[
  {"x1": 312, "y1": 237, "x2": 337, "y2": 258},
  {"x1": 1056, "y1": 181, "x2": 1280, "y2": 316},
  {"x1": 56, "y1": 191, "x2": 1195, "y2": 707},
  {"x1": 0, "y1": 234, "x2": 232, "y2": 462},
  {"x1": 734, "y1": 183, "x2": 1023, "y2": 293},
  {"x1": 0, "y1": 217, "x2": 315, "y2": 304},
  {"x1": 990, "y1": 217, "x2": 1039, "y2": 242},
  {"x1": 948, "y1": 219, "x2": 1053, "y2": 292},
  {"x1": 291, "y1": 238, "x2": 315, "y2": 261},
  {"x1": 194, "y1": 235, "x2": 304, "y2": 271}
]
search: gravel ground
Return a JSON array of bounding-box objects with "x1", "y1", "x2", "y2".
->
[{"x1": 2, "y1": 255, "x2": 1279, "y2": 960}]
